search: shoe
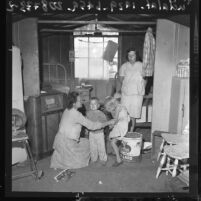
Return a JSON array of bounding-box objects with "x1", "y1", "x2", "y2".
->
[{"x1": 112, "y1": 160, "x2": 123, "y2": 167}]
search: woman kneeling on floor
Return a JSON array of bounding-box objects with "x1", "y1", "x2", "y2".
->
[{"x1": 50, "y1": 91, "x2": 115, "y2": 170}]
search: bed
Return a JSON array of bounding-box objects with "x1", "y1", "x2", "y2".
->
[{"x1": 41, "y1": 63, "x2": 70, "y2": 94}]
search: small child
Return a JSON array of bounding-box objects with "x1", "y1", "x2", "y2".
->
[
  {"x1": 104, "y1": 96, "x2": 130, "y2": 167},
  {"x1": 86, "y1": 97, "x2": 108, "y2": 165}
]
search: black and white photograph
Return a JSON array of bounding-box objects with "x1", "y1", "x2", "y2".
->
[{"x1": 5, "y1": 0, "x2": 199, "y2": 198}]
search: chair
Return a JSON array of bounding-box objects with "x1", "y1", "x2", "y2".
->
[
  {"x1": 151, "y1": 130, "x2": 169, "y2": 160},
  {"x1": 157, "y1": 133, "x2": 188, "y2": 161},
  {"x1": 156, "y1": 143, "x2": 189, "y2": 179},
  {"x1": 12, "y1": 131, "x2": 43, "y2": 180},
  {"x1": 12, "y1": 108, "x2": 43, "y2": 180}
]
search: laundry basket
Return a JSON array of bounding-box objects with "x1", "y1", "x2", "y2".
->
[{"x1": 120, "y1": 132, "x2": 143, "y2": 162}]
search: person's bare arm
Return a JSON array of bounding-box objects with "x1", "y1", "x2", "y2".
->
[{"x1": 118, "y1": 76, "x2": 124, "y2": 93}]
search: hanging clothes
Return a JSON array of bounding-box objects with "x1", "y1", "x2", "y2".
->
[{"x1": 142, "y1": 27, "x2": 156, "y2": 77}]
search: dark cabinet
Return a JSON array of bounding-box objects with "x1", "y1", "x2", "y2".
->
[{"x1": 25, "y1": 92, "x2": 67, "y2": 160}]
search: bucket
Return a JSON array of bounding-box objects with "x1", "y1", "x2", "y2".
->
[{"x1": 120, "y1": 132, "x2": 143, "y2": 162}]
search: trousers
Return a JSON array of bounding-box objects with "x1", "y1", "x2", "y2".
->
[{"x1": 89, "y1": 132, "x2": 107, "y2": 162}]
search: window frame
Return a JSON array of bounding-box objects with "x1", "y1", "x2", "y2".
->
[{"x1": 74, "y1": 35, "x2": 119, "y2": 79}]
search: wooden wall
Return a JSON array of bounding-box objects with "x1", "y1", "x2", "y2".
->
[
  {"x1": 40, "y1": 33, "x2": 75, "y2": 88},
  {"x1": 151, "y1": 19, "x2": 190, "y2": 133},
  {"x1": 12, "y1": 18, "x2": 147, "y2": 102},
  {"x1": 12, "y1": 18, "x2": 40, "y2": 96},
  {"x1": 40, "y1": 32, "x2": 145, "y2": 101},
  {"x1": 121, "y1": 33, "x2": 145, "y2": 63}
]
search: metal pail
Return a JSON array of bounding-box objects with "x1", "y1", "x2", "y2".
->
[{"x1": 120, "y1": 132, "x2": 143, "y2": 162}]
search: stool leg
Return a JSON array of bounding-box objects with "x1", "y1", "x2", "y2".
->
[
  {"x1": 172, "y1": 159, "x2": 179, "y2": 177},
  {"x1": 156, "y1": 153, "x2": 166, "y2": 179},
  {"x1": 25, "y1": 140, "x2": 39, "y2": 179},
  {"x1": 157, "y1": 139, "x2": 165, "y2": 161},
  {"x1": 166, "y1": 157, "x2": 171, "y2": 175}
]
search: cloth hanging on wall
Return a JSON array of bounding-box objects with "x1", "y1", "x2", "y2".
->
[{"x1": 142, "y1": 27, "x2": 156, "y2": 77}]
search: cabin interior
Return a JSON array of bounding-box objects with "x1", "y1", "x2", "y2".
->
[{"x1": 10, "y1": 13, "x2": 193, "y2": 193}]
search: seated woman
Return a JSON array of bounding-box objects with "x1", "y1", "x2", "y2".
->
[{"x1": 50, "y1": 91, "x2": 115, "y2": 170}]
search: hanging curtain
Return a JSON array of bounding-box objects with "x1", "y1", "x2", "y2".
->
[{"x1": 142, "y1": 27, "x2": 156, "y2": 77}]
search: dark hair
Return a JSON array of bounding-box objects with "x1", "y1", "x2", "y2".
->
[
  {"x1": 66, "y1": 91, "x2": 79, "y2": 109},
  {"x1": 126, "y1": 48, "x2": 141, "y2": 61}
]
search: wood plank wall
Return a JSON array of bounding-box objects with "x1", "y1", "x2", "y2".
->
[
  {"x1": 12, "y1": 19, "x2": 147, "y2": 101},
  {"x1": 40, "y1": 32, "x2": 144, "y2": 101},
  {"x1": 121, "y1": 33, "x2": 145, "y2": 62},
  {"x1": 151, "y1": 19, "x2": 189, "y2": 133},
  {"x1": 12, "y1": 18, "x2": 40, "y2": 96},
  {"x1": 40, "y1": 33, "x2": 74, "y2": 88}
]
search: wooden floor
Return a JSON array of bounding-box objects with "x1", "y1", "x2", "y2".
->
[{"x1": 10, "y1": 128, "x2": 188, "y2": 193}]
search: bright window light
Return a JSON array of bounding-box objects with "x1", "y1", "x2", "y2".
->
[{"x1": 74, "y1": 36, "x2": 118, "y2": 79}]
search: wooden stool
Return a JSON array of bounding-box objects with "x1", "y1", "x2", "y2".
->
[
  {"x1": 151, "y1": 130, "x2": 169, "y2": 159},
  {"x1": 12, "y1": 131, "x2": 43, "y2": 180},
  {"x1": 157, "y1": 133, "x2": 188, "y2": 161},
  {"x1": 156, "y1": 143, "x2": 189, "y2": 179}
]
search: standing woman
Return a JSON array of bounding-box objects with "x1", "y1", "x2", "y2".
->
[
  {"x1": 50, "y1": 91, "x2": 115, "y2": 170},
  {"x1": 119, "y1": 48, "x2": 145, "y2": 132}
]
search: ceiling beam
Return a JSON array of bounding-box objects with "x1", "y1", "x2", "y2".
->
[
  {"x1": 40, "y1": 29, "x2": 148, "y2": 33},
  {"x1": 38, "y1": 20, "x2": 156, "y2": 25}
]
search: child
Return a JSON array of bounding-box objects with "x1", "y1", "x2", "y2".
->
[
  {"x1": 104, "y1": 96, "x2": 130, "y2": 167},
  {"x1": 86, "y1": 97, "x2": 108, "y2": 165}
]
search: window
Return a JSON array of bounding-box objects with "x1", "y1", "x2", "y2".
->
[{"x1": 74, "y1": 36, "x2": 118, "y2": 79}]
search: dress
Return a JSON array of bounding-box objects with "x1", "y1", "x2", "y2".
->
[
  {"x1": 142, "y1": 28, "x2": 156, "y2": 77},
  {"x1": 50, "y1": 108, "x2": 103, "y2": 170},
  {"x1": 86, "y1": 110, "x2": 108, "y2": 162},
  {"x1": 119, "y1": 61, "x2": 145, "y2": 118},
  {"x1": 109, "y1": 104, "x2": 130, "y2": 139}
]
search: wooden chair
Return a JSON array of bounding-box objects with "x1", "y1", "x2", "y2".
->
[
  {"x1": 157, "y1": 133, "x2": 188, "y2": 161},
  {"x1": 156, "y1": 143, "x2": 189, "y2": 179},
  {"x1": 12, "y1": 131, "x2": 43, "y2": 180},
  {"x1": 12, "y1": 108, "x2": 43, "y2": 180}
]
